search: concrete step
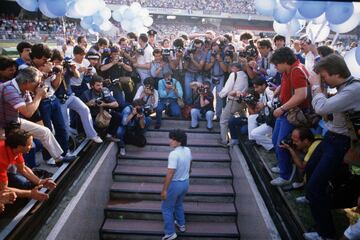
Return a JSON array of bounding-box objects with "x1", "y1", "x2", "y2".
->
[
  {"x1": 100, "y1": 219, "x2": 239, "y2": 240},
  {"x1": 145, "y1": 136, "x2": 222, "y2": 147},
  {"x1": 105, "y1": 200, "x2": 237, "y2": 222},
  {"x1": 110, "y1": 182, "x2": 234, "y2": 203},
  {"x1": 113, "y1": 165, "x2": 232, "y2": 184},
  {"x1": 145, "y1": 131, "x2": 220, "y2": 139},
  {"x1": 118, "y1": 158, "x2": 230, "y2": 168},
  {"x1": 148, "y1": 119, "x2": 220, "y2": 134},
  {"x1": 125, "y1": 145, "x2": 228, "y2": 154}
]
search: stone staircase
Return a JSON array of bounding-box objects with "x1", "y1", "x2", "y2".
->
[{"x1": 100, "y1": 119, "x2": 240, "y2": 239}]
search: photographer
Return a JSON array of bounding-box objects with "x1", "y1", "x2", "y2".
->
[
  {"x1": 118, "y1": 99, "x2": 152, "y2": 156},
  {"x1": 132, "y1": 33, "x2": 154, "y2": 84},
  {"x1": 218, "y1": 62, "x2": 248, "y2": 146},
  {"x1": 269, "y1": 47, "x2": 309, "y2": 187},
  {"x1": 256, "y1": 38, "x2": 277, "y2": 79},
  {"x1": 302, "y1": 54, "x2": 360, "y2": 240},
  {"x1": 183, "y1": 39, "x2": 206, "y2": 105},
  {"x1": 205, "y1": 41, "x2": 228, "y2": 119},
  {"x1": 150, "y1": 48, "x2": 172, "y2": 89},
  {"x1": 52, "y1": 50, "x2": 103, "y2": 144},
  {"x1": 155, "y1": 72, "x2": 183, "y2": 129},
  {"x1": 80, "y1": 75, "x2": 121, "y2": 142},
  {"x1": 133, "y1": 77, "x2": 159, "y2": 116},
  {"x1": 100, "y1": 45, "x2": 132, "y2": 109},
  {"x1": 189, "y1": 81, "x2": 214, "y2": 131},
  {"x1": 169, "y1": 38, "x2": 185, "y2": 88},
  {"x1": 30, "y1": 44, "x2": 71, "y2": 166},
  {"x1": 247, "y1": 77, "x2": 274, "y2": 150},
  {"x1": 69, "y1": 45, "x2": 91, "y2": 98}
]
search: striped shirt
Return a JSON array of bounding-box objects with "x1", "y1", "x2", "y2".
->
[{"x1": 0, "y1": 79, "x2": 25, "y2": 129}]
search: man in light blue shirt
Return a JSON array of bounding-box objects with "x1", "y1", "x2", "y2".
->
[{"x1": 155, "y1": 72, "x2": 183, "y2": 129}]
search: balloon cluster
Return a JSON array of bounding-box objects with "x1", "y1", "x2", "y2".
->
[
  {"x1": 112, "y1": 2, "x2": 153, "y2": 34},
  {"x1": 255, "y1": 0, "x2": 360, "y2": 39},
  {"x1": 16, "y1": 0, "x2": 155, "y2": 34}
]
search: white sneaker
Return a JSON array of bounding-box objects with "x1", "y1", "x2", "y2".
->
[
  {"x1": 90, "y1": 136, "x2": 103, "y2": 143},
  {"x1": 46, "y1": 159, "x2": 56, "y2": 166},
  {"x1": 162, "y1": 233, "x2": 177, "y2": 240},
  {"x1": 295, "y1": 196, "x2": 309, "y2": 204},
  {"x1": 174, "y1": 220, "x2": 186, "y2": 232},
  {"x1": 303, "y1": 232, "x2": 324, "y2": 240},
  {"x1": 119, "y1": 147, "x2": 126, "y2": 156},
  {"x1": 270, "y1": 177, "x2": 291, "y2": 186},
  {"x1": 292, "y1": 181, "x2": 305, "y2": 189},
  {"x1": 271, "y1": 166, "x2": 281, "y2": 174}
]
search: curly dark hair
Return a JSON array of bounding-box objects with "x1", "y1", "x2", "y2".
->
[{"x1": 169, "y1": 129, "x2": 187, "y2": 146}]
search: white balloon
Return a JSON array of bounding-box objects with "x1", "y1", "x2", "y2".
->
[
  {"x1": 93, "y1": 13, "x2": 105, "y2": 26},
  {"x1": 112, "y1": 10, "x2": 123, "y2": 22},
  {"x1": 121, "y1": 20, "x2": 132, "y2": 31},
  {"x1": 98, "y1": 7, "x2": 112, "y2": 20},
  {"x1": 130, "y1": 2, "x2": 142, "y2": 12},
  {"x1": 137, "y1": 26, "x2": 149, "y2": 35},
  {"x1": 75, "y1": 0, "x2": 100, "y2": 17},
  {"x1": 306, "y1": 22, "x2": 330, "y2": 43},
  {"x1": 254, "y1": 0, "x2": 275, "y2": 16},
  {"x1": 132, "y1": 18, "x2": 144, "y2": 29},
  {"x1": 344, "y1": 49, "x2": 360, "y2": 78},
  {"x1": 143, "y1": 16, "x2": 153, "y2": 27},
  {"x1": 138, "y1": 8, "x2": 150, "y2": 19},
  {"x1": 39, "y1": 0, "x2": 57, "y2": 18},
  {"x1": 329, "y1": 3, "x2": 360, "y2": 34},
  {"x1": 273, "y1": 1, "x2": 296, "y2": 24},
  {"x1": 122, "y1": 8, "x2": 136, "y2": 20},
  {"x1": 66, "y1": 2, "x2": 83, "y2": 18},
  {"x1": 16, "y1": 0, "x2": 38, "y2": 12},
  {"x1": 80, "y1": 18, "x2": 92, "y2": 29},
  {"x1": 100, "y1": 20, "x2": 112, "y2": 32},
  {"x1": 273, "y1": 19, "x2": 301, "y2": 36}
]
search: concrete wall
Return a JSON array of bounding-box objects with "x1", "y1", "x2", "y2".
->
[{"x1": 46, "y1": 143, "x2": 117, "y2": 240}]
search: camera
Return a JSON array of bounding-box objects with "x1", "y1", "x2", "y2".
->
[
  {"x1": 162, "y1": 48, "x2": 172, "y2": 57},
  {"x1": 212, "y1": 77, "x2": 220, "y2": 85},
  {"x1": 165, "y1": 80, "x2": 172, "y2": 86},
  {"x1": 95, "y1": 97, "x2": 103, "y2": 106},
  {"x1": 238, "y1": 40, "x2": 258, "y2": 59},
  {"x1": 137, "y1": 107, "x2": 144, "y2": 115},
  {"x1": 281, "y1": 138, "x2": 293, "y2": 147},
  {"x1": 136, "y1": 48, "x2": 145, "y2": 55},
  {"x1": 63, "y1": 57, "x2": 75, "y2": 71},
  {"x1": 58, "y1": 94, "x2": 69, "y2": 104},
  {"x1": 242, "y1": 94, "x2": 258, "y2": 107},
  {"x1": 211, "y1": 50, "x2": 218, "y2": 57},
  {"x1": 143, "y1": 105, "x2": 152, "y2": 116},
  {"x1": 198, "y1": 86, "x2": 208, "y2": 95},
  {"x1": 225, "y1": 49, "x2": 234, "y2": 57},
  {"x1": 52, "y1": 66, "x2": 62, "y2": 74},
  {"x1": 272, "y1": 97, "x2": 281, "y2": 109}
]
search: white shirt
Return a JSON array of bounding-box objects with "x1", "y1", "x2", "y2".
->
[
  {"x1": 133, "y1": 86, "x2": 159, "y2": 108},
  {"x1": 70, "y1": 59, "x2": 90, "y2": 86},
  {"x1": 260, "y1": 87, "x2": 274, "y2": 107},
  {"x1": 43, "y1": 74, "x2": 56, "y2": 97},
  {"x1": 304, "y1": 51, "x2": 315, "y2": 73},
  {"x1": 218, "y1": 71, "x2": 248, "y2": 99},
  {"x1": 136, "y1": 44, "x2": 154, "y2": 81},
  {"x1": 168, "y1": 146, "x2": 192, "y2": 181}
]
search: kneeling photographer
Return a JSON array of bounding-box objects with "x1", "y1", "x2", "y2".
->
[
  {"x1": 189, "y1": 81, "x2": 215, "y2": 131},
  {"x1": 247, "y1": 77, "x2": 274, "y2": 151},
  {"x1": 80, "y1": 75, "x2": 121, "y2": 142},
  {"x1": 133, "y1": 77, "x2": 159, "y2": 117},
  {"x1": 118, "y1": 99, "x2": 152, "y2": 156}
]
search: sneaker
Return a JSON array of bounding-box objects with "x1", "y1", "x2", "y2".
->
[
  {"x1": 90, "y1": 136, "x2": 103, "y2": 143},
  {"x1": 105, "y1": 134, "x2": 120, "y2": 142},
  {"x1": 189, "y1": 124, "x2": 199, "y2": 129},
  {"x1": 303, "y1": 232, "x2": 323, "y2": 240},
  {"x1": 217, "y1": 139, "x2": 229, "y2": 148},
  {"x1": 119, "y1": 147, "x2": 126, "y2": 156},
  {"x1": 295, "y1": 196, "x2": 309, "y2": 204},
  {"x1": 61, "y1": 155, "x2": 77, "y2": 163},
  {"x1": 154, "y1": 123, "x2": 161, "y2": 129},
  {"x1": 271, "y1": 166, "x2": 281, "y2": 174},
  {"x1": 270, "y1": 177, "x2": 291, "y2": 186},
  {"x1": 206, "y1": 127, "x2": 213, "y2": 131},
  {"x1": 46, "y1": 159, "x2": 57, "y2": 167},
  {"x1": 174, "y1": 220, "x2": 186, "y2": 232},
  {"x1": 162, "y1": 233, "x2": 177, "y2": 240},
  {"x1": 292, "y1": 181, "x2": 305, "y2": 189}
]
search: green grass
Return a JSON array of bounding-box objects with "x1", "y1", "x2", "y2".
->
[{"x1": 0, "y1": 40, "x2": 58, "y2": 58}]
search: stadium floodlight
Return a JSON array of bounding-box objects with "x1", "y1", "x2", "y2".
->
[{"x1": 167, "y1": 15, "x2": 176, "y2": 20}]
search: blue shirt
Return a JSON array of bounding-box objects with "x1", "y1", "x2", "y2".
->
[
  {"x1": 158, "y1": 78, "x2": 183, "y2": 99},
  {"x1": 168, "y1": 146, "x2": 192, "y2": 181},
  {"x1": 205, "y1": 51, "x2": 224, "y2": 76}
]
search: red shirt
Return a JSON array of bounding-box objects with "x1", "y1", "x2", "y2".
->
[
  {"x1": 280, "y1": 60, "x2": 310, "y2": 109},
  {"x1": 0, "y1": 141, "x2": 24, "y2": 183}
]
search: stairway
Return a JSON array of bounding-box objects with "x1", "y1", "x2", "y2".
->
[{"x1": 100, "y1": 119, "x2": 240, "y2": 239}]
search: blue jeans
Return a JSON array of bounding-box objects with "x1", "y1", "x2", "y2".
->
[
  {"x1": 228, "y1": 116, "x2": 248, "y2": 139},
  {"x1": 39, "y1": 97, "x2": 68, "y2": 160},
  {"x1": 305, "y1": 131, "x2": 350, "y2": 238},
  {"x1": 8, "y1": 172, "x2": 34, "y2": 189},
  {"x1": 156, "y1": 98, "x2": 181, "y2": 125},
  {"x1": 161, "y1": 179, "x2": 189, "y2": 235},
  {"x1": 210, "y1": 75, "x2": 225, "y2": 118},
  {"x1": 190, "y1": 108, "x2": 214, "y2": 128},
  {"x1": 272, "y1": 115, "x2": 294, "y2": 180},
  {"x1": 184, "y1": 72, "x2": 203, "y2": 104}
]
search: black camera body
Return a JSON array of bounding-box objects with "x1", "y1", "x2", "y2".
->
[
  {"x1": 198, "y1": 86, "x2": 208, "y2": 95},
  {"x1": 58, "y1": 94, "x2": 69, "y2": 104},
  {"x1": 212, "y1": 77, "x2": 220, "y2": 85},
  {"x1": 162, "y1": 48, "x2": 172, "y2": 57},
  {"x1": 143, "y1": 105, "x2": 152, "y2": 116},
  {"x1": 95, "y1": 97, "x2": 103, "y2": 106},
  {"x1": 272, "y1": 97, "x2": 282, "y2": 109},
  {"x1": 211, "y1": 50, "x2": 217, "y2": 57},
  {"x1": 243, "y1": 94, "x2": 258, "y2": 106},
  {"x1": 281, "y1": 138, "x2": 293, "y2": 147},
  {"x1": 225, "y1": 49, "x2": 234, "y2": 57}
]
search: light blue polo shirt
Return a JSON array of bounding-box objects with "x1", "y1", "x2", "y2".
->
[{"x1": 168, "y1": 146, "x2": 192, "y2": 181}]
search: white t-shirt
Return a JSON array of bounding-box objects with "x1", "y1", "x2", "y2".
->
[
  {"x1": 133, "y1": 85, "x2": 159, "y2": 108},
  {"x1": 168, "y1": 146, "x2": 192, "y2": 181},
  {"x1": 70, "y1": 59, "x2": 90, "y2": 86},
  {"x1": 136, "y1": 44, "x2": 154, "y2": 81}
]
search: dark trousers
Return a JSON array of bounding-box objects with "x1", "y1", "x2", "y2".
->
[
  {"x1": 156, "y1": 98, "x2": 181, "y2": 125},
  {"x1": 39, "y1": 97, "x2": 68, "y2": 160},
  {"x1": 305, "y1": 131, "x2": 350, "y2": 238}
]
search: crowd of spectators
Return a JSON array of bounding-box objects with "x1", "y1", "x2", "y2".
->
[
  {"x1": 105, "y1": 0, "x2": 257, "y2": 14},
  {"x1": 0, "y1": 19, "x2": 360, "y2": 240}
]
